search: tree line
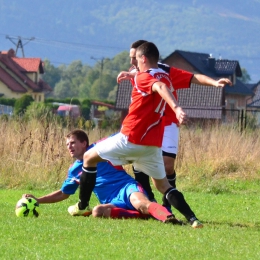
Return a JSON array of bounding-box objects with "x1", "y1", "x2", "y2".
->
[{"x1": 42, "y1": 51, "x2": 131, "y2": 101}]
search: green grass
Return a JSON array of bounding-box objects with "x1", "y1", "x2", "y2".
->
[{"x1": 1, "y1": 188, "x2": 259, "y2": 260}]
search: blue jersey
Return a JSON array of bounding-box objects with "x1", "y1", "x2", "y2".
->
[{"x1": 61, "y1": 143, "x2": 137, "y2": 204}]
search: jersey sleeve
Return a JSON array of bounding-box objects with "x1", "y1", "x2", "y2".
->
[
  {"x1": 135, "y1": 72, "x2": 158, "y2": 94},
  {"x1": 61, "y1": 177, "x2": 79, "y2": 195},
  {"x1": 169, "y1": 67, "x2": 193, "y2": 90}
]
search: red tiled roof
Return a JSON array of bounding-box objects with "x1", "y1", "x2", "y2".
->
[
  {"x1": 12, "y1": 57, "x2": 43, "y2": 73},
  {"x1": 0, "y1": 65, "x2": 27, "y2": 92}
]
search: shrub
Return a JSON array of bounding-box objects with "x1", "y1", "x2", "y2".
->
[{"x1": 14, "y1": 95, "x2": 34, "y2": 116}]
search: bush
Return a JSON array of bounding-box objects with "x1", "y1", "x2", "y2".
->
[
  {"x1": 24, "y1": 102, "x2": 56, "y2": 122},
  {"x1": 14, "y1": 95, "x2": 34, "y2": 116},
  {"x1": 0, "y1": 97, "x2": 16, "y2": 106}
]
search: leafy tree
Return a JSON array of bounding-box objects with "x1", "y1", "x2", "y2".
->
[
  {"x1": 42, "y1": 59, "x2": 62, "y2": 89},
  {"x1": 238, "y1": 68, "x2": 251, "y2": 83},
  {"x1": 43, "y1": 51, "x2": 130, "y2": 101},
  {"x1": 53, "y1": 80, "x2": 77, "y2": 98}
]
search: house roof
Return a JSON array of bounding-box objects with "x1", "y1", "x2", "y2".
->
[
  {"x1": 12, "y1": 57, "x2": 44, "y2": 73},
  {"x1": 115, "y1": 80, "x2": 132, "y2": 110},
  {"x1": 0, "y1": 49, "x2": 51, "y2": 93},
  {"x1": 247, "y1": 83, "x2": 260, "y2": 108},
  {"x1": 178, "y1": 84, "x2": 223, "y2": 119},
  {"x1": 91, "y1": 100, "x2": 115, "y2": 109},
  {"x1": 225, "y1": 79, "x2": 254, "y2": 96},
  {"x1": 163, "y1": 50, "x2": 242, "y2": 77},
  {"x1": 115, "y1": 80, "x2": 224, "y2": 119},
  {"x1": 245, "y1": 82, "x2": 259, "y2": 91}
]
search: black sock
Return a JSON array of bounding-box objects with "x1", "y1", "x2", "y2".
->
[
  {"x1": 163, "y1": 188, "x2": 196, "y2": 222},
  {"x1": 78, "y1": 167, "x2": 97, "y2": 210},
  {"x1": 133, "y1": 166, "x2": 155, "y2": 201},
  {"x1": 167, "y1": 171, "x2": 176, "y2": 188}
]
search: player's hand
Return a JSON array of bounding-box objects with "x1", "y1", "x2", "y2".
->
[
  {"x1": 175, "y1": 107, "x2": 187, "y2": 125},
  {"x1": 22, "y1": 193, "x2": 38, "y2": 201},
  {"x1": 117, "y1": 71, "x2": 135, "y2": 83},
  {"x1": 215, "y1": 78, "x2": 232, "y2": 88}
]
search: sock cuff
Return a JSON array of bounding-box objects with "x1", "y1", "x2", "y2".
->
[
  {"x1": 82, "y1": 166, "x2": 97, "y2": 173},
  {"x1": 165, "y1": 187, "x2": 177, "y2": 200},
  {"x1": 167, "y1": 172, "x2": 176, "y2": 181}
]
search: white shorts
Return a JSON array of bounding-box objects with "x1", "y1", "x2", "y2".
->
[
  {"x1": 162, "y1": 123, "x2": 179, "y2": 155},
  {"x1": 94, "y1": 133, "x2": 166, "y2": 179}
]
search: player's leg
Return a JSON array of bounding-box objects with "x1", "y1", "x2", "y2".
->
[
  {"x1": 92, "y1": 204, "x2": 148, "y2": 219},
  {"x1": 161, "y1": 124, "x2": 203, "y2": 228},
  {"x1": 129, "y1": 191, "x2": 181, "y2": 224},
  {"x1": 161, "y1": 154, "x2": 176, "y2": 212},
  {"x1": 151, "y1": 177, "x2": 203, "y2": 228},
  {"x1": 162, "y1": 123, "x2": 179, "y2": 188},
  {"x1": 68, "y1": 147, "x2": 104, "y2": 216},
  {"x1": 163, "y1": 154, "x2": 176, "y2": 188},
  {"x1": 132, "y1": 166, "x2": 156, "y2": 201}
]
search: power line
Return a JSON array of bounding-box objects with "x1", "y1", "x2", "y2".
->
[{"x1": 6, "y1": 35, "x2": 35, "y2": 57}]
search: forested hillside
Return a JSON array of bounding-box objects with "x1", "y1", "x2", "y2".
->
[{"x1": 0, "y1": 0, "x2": 259, "y2": 85}]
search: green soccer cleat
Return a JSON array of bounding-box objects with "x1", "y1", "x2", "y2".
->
[
  {"x1": 68, "y1": 203, "x2": 92, "y2": 216},
  {"x1": 191, "y1": 219, "x2": 203, "y2": 228}
]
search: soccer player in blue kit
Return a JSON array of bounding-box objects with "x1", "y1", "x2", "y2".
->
[{"x1": 23, "y1": 129, "x2": 181, "y2": 224}]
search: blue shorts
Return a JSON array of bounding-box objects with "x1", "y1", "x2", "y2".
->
[{"x1": 109, "y1": 182, "x2": 146, "y2": 210}]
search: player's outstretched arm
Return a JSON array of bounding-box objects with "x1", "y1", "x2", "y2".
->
[
  {"x1": 23, "y1": 190, "x2": 70, "y2": 204},
  {"x1": 152, "y1": 82, "x2": 187, "y2": 125},
  {"x1": 192, "y1": 74, "x2": 232, "y2": 88},
  {"x1": 117, "y1": 71, "x2": 136, "y2": 83}
]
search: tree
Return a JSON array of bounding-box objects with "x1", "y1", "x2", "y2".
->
[
  {"x1": 42, "y1": 51, "x2": 130, "y2": 101},
  {"x1": 42, "y1": 59, "x2": 62, "y2": 89},
  {"x1": 238, "y1": 68, "x2": 251, "y2": 83}
]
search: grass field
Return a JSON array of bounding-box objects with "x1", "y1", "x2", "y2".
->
[
  {"x1": 1, "y1": 186, "x2": 259, "y2": 260},
  {"x1": 1, "y1": 119, "x2": 260, "y2": 259}
]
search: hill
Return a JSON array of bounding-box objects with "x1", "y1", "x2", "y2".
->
[{"x1": 0, "y1": 0, "x2": 259, "y2": 81}]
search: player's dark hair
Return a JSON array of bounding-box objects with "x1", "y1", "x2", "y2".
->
[
  {"x1": 136, "y1": 42, "x2": 159, "y2": 63},
  {"x1": 66, "y1": 129, "x2": 89, "y2": 146},
  {"x1": 131, "y1": 40, "x2": 148, "y2": 49}
]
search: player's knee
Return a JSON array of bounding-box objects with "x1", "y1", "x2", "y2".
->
[
  {"x1": 136, "y1": 203, "x2": 149, "y2": 214},
  {"x1": 92, "y1": 205, "x2": 104, "y2": 218},
  {"x1": 83, "y1": 150, "x2": 91, "y2": 162}
]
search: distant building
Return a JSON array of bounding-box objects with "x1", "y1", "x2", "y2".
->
[
  {"x1": 0, "y1": 49, "x2": 52, "y2": 101},
  {"x1": 57, "y1": 104, "x2": 81, "y2": 118}
]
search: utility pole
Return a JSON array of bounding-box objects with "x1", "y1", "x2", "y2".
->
[
  {"x1": 91, "y1": 56, "x2": 108, "y2": 100},
  {"x1": 6, "y1": 35, "x2": 35, "y2": 57}
]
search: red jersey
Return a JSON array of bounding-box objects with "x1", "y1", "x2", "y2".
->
[
  {"x1": 121, "y1": 68, "x2": 172, "y2": 147},
  {"x1": 164, "y1": 66, "x2": 193, "y2": 126}
]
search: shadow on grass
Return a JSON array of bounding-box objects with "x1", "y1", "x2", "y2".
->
[{"x1": 202, "y1": 220, "x2": 260, "y2": 229}]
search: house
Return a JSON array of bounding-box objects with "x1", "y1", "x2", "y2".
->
[
  {"x1": 0, "y1": 49, "x2": 52, "y2": 102},
  {"x1": 246, "y1": 81, "x2": 260, "y2": 125},
  {"x1": 115, "y1": 50, "x2": 254, "y2": 124},
  {"x1": 57, "y1": 104, "x2": 81, "y2": 118}
]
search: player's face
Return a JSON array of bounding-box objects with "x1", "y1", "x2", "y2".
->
[
  {"x1": 129, "y1": 48, "x2": 137, "y2": 67},
  {"x1": 136, "y1": 50, "x2": 145, "y2": 72},
  {"x1": 66, "y1": 135, "x2": 86, "y2": 160}
]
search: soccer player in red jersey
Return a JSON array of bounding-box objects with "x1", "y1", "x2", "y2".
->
[
  {"x1": 69, "y1": 42, "x2": 192, "y2": 225},
  {"x1": 117, "y1": 40, "x2": 232, "y2": 228}
]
